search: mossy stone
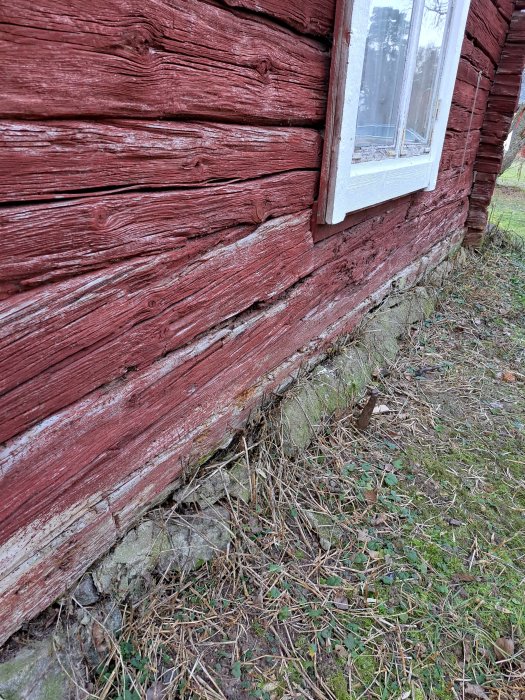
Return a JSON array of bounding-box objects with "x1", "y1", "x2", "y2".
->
[{"x1": 0, "y1": 637, "x2": 70, "y2": 700}]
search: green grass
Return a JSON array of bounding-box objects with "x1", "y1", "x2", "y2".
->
[
  {"x1": 490, "y1": 158, "x2": 525, "y2": 238},
  {"x1": 497, "y1": 159, "x2": 525, "y2": 190}
]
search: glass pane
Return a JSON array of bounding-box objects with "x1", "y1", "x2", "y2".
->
[
  {"x1": 405, "y1": 0, "x2": 450, "y2": 146},
  {"x1": 355, "y1": 0, "x2": 414, "y2": 152}
]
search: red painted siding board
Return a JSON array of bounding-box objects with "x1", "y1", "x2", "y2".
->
[{"x1": 0, "y1": 212, "x2": 315, "y2": 443}]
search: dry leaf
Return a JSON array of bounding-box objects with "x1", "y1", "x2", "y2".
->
[
  {"x1": 334, "y1": 644, "x2": 348, "y2": 659},
  {"x1": 372, "y1": 404, "x2": 391, "y2": 414},
  {"x1": 262, "y1": 681, "x2": 280, "y2": 692},
  {"x1": 414, "y1": 642, "x2": 427, "y2": 659},
  {"x1": 494, "y1": 636, "x2": 514, "y2": 661},
  {"x1": 364, "y1": 489, "x2": 378, "y2": 504},
  {"x1": 91, "y1": 621, "x2": 109, "y2": 656},
  {"x1": 464, "y1": 683, "x2": 489, "y2": 699},
  {"x1": 357, "y1": 529, "x2": 370, "y2": 543},
  {"x1": 146, "y1": 682, "x2": 167, "y2": 700},
  {"x1": 502, "y1": 370, "x2": 517, "y2": 383},
  {"x1": 456, "y1": 572, "x2": 476, "y2": 583}
]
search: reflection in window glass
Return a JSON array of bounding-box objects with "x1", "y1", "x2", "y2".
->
[
  {"x1": 405, "y1": 0, "x2": 449, "y2": 145},
  {"x1": 355, "y1": 0, "x2": 414, "y2": 151}
]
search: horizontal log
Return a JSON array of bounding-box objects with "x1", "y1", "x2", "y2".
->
[
  {"x1": 451, "y1": 76, "x2": 489, "y2": 114},
  {"x1": 221, "y1": 0, "x2": 335, "y2": 37},
  {"x1": 493, "y1": 0, "x2": 514, "y2": 21},
  {"x1": 491, "y1": 72, "x2": 524, "y2": 96},
  {"x1": 447, "y1": 104, "x2": 485, "y2": 133},
  {"x1": 0, "y1": 120, "x2": 321, "y2": 203},
  {"x1": 0, "y1": 212, "x2": 315, "y2": 442},
  {"x1": 508, "y1": 8, "x2": 525, "y2": 43},
  {"x1": 460, "y1": 36, "x2": 497, "y2": 79},
  {"x1": 0, "y1": 193, "x2": 464, "y2": 640},
  {"x1": 440, "y1": 133, "x2": 481, "y2": 171},
  {"x1": 0, "y1": 170, "x2": 318, "y2": 294},
  {"x1": 0, "y1": 0, "x2": 328, "y2": 122},
  {"x1": 0, "y1": 503, "x2": 117, "y2": 648}
]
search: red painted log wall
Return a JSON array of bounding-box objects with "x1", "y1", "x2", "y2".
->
[
  {"x1": 0, "y1": 0, "x2": 519, "y2": 644},
  {"x1": 466, "y1": 0, "x2": 525, "y2": 243}
]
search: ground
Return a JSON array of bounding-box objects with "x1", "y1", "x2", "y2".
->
[
  {"x1": 93, "y1": 234, "x2": 525, "y2": 700},
  {"x1": 491, "y1": 159, "x2": 525, "y2": 239}
]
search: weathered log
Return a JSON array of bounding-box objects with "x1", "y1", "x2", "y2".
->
[
  {"x1": 466, "y1": 0, "x2": 508, "y2": 65},
  {"x1": 0, "y1": 120, "x2": 321, "y2": 203},
  {"x1": 0, "y1": 0, "x2": 329, "y2": 122},
  {"x1": 0, "y1": 196, "x2": 469, "y2": 551},
  {"x1": 0, "y1": 212, "x2": 315, "y2": 442},
  {"x1": 221, "y1": 0, "x2": 335, "y2": 37},
  {"x1": 0, "y1": 171, "x2": 318, "y2": 294}
]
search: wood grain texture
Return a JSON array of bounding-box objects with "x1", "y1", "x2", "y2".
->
[
  {"x1": 0, "y1": 120, "x2": 321, "y2": 203},
  {"x1": 466, "y1": 0, "x2": 508, "y2": 65},
  {"x1": 0, "y1": 0, "x2": 513, "y2": 648},
  {"x1": 0, "y1": 170, "x2": 318, "y2": 295},
  {"x1": 0, "y1": 0, "x2": 329, "y2": 122},
  {"x1": 0, "y1": 200, "x2": 467, "y2": 547},
  {"x1": 221, "y1": 0, "x2": 335, "y2": 37},
  {"x1": 0, "y1": 212, "x2": 315, "y2": 443}
]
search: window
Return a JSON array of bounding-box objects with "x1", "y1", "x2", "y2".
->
[{"x1": 319, "y1": 0, "x2": 471, "y2": 224}]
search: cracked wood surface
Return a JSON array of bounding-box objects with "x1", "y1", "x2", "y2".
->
[
  {"x1": 0, "y1": 171, "x2": 318, "y2": 294},
  {"x1": 221, "y1": 0, "x2": 335, "y2": 37},
  {"x1": 0, "y1": 121, "x2": 321, "y2": 203}
]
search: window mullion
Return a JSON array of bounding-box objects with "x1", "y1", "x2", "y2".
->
[{"x1": 394, "y1": 0, "x2": 425, "y2": 157}]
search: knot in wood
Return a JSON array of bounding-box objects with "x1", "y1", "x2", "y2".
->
[
  {"x1": 92, "y1": 205, "x2": 109, "y2": 230},
  {"x1": 123, "y1": 25, "x2": 158, "y2": 55},
  {"x1": 255, "y1": 59, "x2": 272, "y2": 80}
]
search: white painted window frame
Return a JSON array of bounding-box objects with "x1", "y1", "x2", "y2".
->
[{"x1": 320, "y1": 0, "x2": 471, "y2": 225}]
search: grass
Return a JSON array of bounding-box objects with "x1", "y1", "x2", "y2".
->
[
  {"x1": 88, "y1": 235, "x2": 525, "y2": 700},
  {"x1": 490, "y1": 158, "x2": 525, "y2": 239}
]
